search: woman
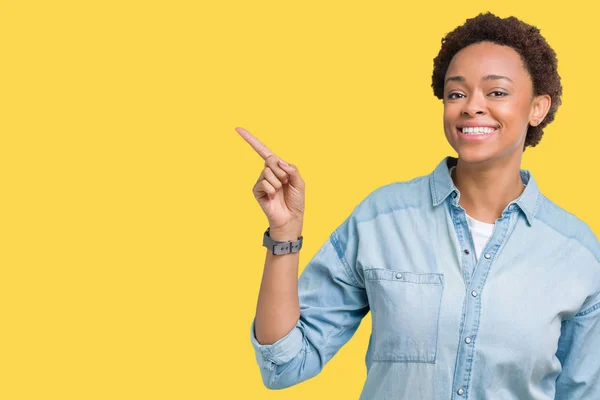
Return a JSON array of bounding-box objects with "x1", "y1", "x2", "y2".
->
[{"x1": 238, "y1": 12, "x2": 599, "y2": 400}]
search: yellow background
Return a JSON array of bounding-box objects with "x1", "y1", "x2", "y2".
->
[{"x1": 1, "y1": 0, "x2": 598, "y2": 399}]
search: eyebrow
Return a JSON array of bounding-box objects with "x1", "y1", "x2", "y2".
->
[{"x1": 445, "y1": 74, "x2": 513, "y2": 85}]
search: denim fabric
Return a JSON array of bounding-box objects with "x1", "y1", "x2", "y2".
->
[{"x1": 250, "y1": 156, "x2": 600, "y2": 399}]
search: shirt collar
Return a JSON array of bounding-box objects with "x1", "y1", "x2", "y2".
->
[{"x1": 429, "y1": 156, "x2": 541, "y2": 226}]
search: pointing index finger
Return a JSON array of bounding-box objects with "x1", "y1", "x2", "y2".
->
[{"x1": 235, "y1": 127, "x2": 277, "y2": 160}]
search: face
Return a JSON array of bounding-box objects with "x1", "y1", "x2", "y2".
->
[{"x1": 443, "y1": 41, "x2": 549, "y2": 166}]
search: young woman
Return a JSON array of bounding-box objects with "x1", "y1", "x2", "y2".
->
[{"x1": 237, "y1": 12, "x2": 599, "y2": 400}]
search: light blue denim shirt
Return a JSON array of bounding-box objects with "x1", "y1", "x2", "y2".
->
[{"x1": 250, "y1": 156, "x2": 600, "y2": 399}]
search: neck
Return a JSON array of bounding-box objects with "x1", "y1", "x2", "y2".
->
[{"x1": 451, "y1": 155, "x2": 525, "y2": 224}]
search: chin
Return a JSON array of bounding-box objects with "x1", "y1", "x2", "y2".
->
[{"x1": 453, "y1": 147, "x2": 499, "y2": 164}]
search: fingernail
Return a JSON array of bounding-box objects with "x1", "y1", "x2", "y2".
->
[{"x1": 278, "y1": 159, "x2": 289, "y2": 167}]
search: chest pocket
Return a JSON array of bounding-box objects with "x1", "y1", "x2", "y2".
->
[{"x1": 365, "y1": 268, "x2": 444, "y2": 363}]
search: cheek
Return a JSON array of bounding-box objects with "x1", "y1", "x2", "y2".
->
[
  {"x1": 490, "y1": 99, "x2": 530, "y2": 126},
  {"x1": 443, "y1": 104, "x2": 460, "y2": 128},
  {"x1": 491, "y1": 103, "x2": 513, "y2": 121}
]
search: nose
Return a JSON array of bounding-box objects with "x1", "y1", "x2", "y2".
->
[{"x1": 461, "y1": 92, "x2": 487, "y2": 117}]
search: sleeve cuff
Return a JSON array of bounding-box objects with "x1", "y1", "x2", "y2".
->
[{"x1": 250, "y1": 317, "x2": 304, "y2": 366}]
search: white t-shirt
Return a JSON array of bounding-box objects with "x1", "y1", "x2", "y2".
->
[
  {"x1": 449, "y1": 166, "x2": 495, "y2": 261},
  {"x1": 465, "y1": 213, "x2": 494, "y2": 261}
]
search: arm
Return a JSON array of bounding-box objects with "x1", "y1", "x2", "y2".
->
[
  {"x1": 250, "y1": 216, "x2": 369, "y2": 390},
  {"x1": 254, "y1": 224, "x2": 304, "y2": 346},
  {"x1": 554, "y1": 291, "x2": 600, "y2": 399}
]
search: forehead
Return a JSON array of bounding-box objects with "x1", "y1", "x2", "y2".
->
[{"x1": 445, "y1": 41, "x2": 529, "y2": 83}]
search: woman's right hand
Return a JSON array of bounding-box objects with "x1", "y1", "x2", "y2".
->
[{"x1": 235, "y1": 127, "x2": 305, "y2": 235}]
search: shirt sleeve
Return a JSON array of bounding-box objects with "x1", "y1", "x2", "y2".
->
[
  {"x1": 249, "y1": 214, "x2": 369, "y2": 390},
  {"x1": 554, "y1": 290, "x2": 600, "y2": 399}
]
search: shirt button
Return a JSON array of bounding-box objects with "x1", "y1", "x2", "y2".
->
[
  {"x1": 395, "y1": 272, "x2": 402, "y2": 279},
  {"x1": 471, "y1": 290, "x2": 478, "y2": 297},
  {"x1": 484, "y1": 253, "x2": 491, "y2": 259},
  {"x1": 465, "y1": 337, "x2": 472, "y2": 344},
  {"x1": 464, "y1": 249, "x2": 470, "y2": 255},
  {"x1": 457, "y1": 387, "x2": 465, "y2": 395}
]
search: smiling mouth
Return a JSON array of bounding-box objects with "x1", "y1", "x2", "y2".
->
[{"x1": 458, "y1": 126, "x2": 499, "y2": 135}]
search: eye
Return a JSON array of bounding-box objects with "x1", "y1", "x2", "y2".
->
[
  {"x1": 447, "y1": 92, "x2": 464, "y2": 100},
  {"x1": 489, "y1": 91, "x2": 507, "y2": 97}
]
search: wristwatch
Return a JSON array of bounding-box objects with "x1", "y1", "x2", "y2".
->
[{"x1": 263, "y1": 227, "x2": 303, "y2": 255}]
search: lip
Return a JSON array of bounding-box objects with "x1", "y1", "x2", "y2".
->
[
  {"x1": 456, "y1": 126, "x2": 499, "y2": 141},
  {"x1": 457, "y1": 122, "x2": 499, "y2": 129}
]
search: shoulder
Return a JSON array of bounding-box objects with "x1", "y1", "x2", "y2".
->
[
  {"x1": 536, "y1": 194, "x2": 600, "y2": 264},
  {"x1": 349, "y1": 174, "x2": 431, "y2": 224}
]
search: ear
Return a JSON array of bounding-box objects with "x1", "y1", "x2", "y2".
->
[{"x1": 529, "y1": 94, "x2": 551, "y2": 127}]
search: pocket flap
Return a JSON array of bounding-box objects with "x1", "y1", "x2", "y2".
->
[{"x1": 365, "y1": 268, "x2": 443, "y2": 285}]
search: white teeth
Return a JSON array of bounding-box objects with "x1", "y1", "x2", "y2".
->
[{"x1": 461, "y1": 127, "x2": 496, "y2": 135}]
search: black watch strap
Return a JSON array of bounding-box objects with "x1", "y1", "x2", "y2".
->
[{"x1": 262, "y1": 227, "x2": 303, "y2": 255}]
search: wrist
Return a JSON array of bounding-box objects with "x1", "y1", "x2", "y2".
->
[
  {"x1": 268, "y1": 224, "x2": 303, "y2": 241},
  {"x1": 263, "y1": 226, "x2": 303, "y2": 255}
]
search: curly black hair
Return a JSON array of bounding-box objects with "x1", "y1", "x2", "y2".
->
[{"x1": 431, "y1": 12, "x2": 562, "y2": 150}]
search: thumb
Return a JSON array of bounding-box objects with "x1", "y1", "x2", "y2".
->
[{"x1": 278, "y1": 159, "x2": 303, "y2": 186}]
